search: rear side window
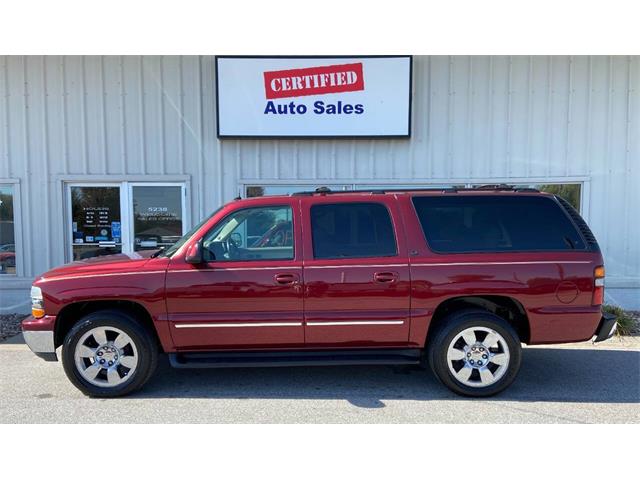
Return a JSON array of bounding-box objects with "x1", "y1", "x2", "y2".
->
[
  {"x1": 311, "y1": 203, "x2": 397, "y2": 259},
  {"x1": 412, "y1": 195, "x2": 586, "y2": 253}
]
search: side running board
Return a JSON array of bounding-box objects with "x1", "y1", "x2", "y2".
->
[{"x1": 169, "y1": 348, "x2": 422, "y2": 369}]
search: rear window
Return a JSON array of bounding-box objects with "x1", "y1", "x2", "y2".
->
[
  {"x1": 411, "y1": 195, "x2": 586, "y2": 253},
  {"x1": 311, "y1": 203, "x2": 397, "y2": 259}
]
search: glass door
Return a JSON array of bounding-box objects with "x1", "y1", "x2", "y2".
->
[
  {"x1": 69, "y1": 185, "x2": 123, "y2": 260},
  {"x1": 66, "y1": 182, "x2": 187, "y2": 262},
  {"x1": 131, "y1": 185, "x2": 185, "y2": 252}
]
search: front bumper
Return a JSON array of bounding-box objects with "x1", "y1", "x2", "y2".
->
[
  {"x1": 21, "y1": 315, "x2": 58, "y2": 361},
  {"x1": 593, "y1": 312, "x2": 617, "y2": 343}
]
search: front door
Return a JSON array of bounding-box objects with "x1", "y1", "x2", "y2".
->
[
  {"x1": 165, "y1": 201, "x2": 305, "y2": 350},
  {"x1": 301, "y1": 197, "x2": 411, "y2": 347}
]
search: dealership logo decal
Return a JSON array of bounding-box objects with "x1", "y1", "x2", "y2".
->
[{"x1": 263, "y1": 62, "x2": 365, "y2": 116}]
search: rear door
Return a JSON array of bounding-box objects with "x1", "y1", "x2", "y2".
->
[{"x1": 301, "y1": 196, "x2": 411, "y2": 346}]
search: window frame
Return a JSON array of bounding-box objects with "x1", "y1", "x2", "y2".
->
[
  {"x1": 0, "y1": 179, "x2": 22, "y2": 277},
  {"x1": 309, "y1": 201, "x2": 399, "y2": 260},
  {"x1": 201, "y1": 204, "x2": 297, "y2": 263},
  {"x1": 410, "y1": 194, "x2": 589, "y2": 255}
]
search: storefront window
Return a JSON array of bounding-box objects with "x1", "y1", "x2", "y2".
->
[
  {"x1": 70, "y1": 186, "x2": 122, "y2": 260},
  {"x1": 67, "y1": 183, "x2": 187, "y2": 260},
  {"x1": 246, "y1": 185, "x2": 352, "y2": 197},
  {"x1": 247, "y1": 183, "x2": 582, "y2": 212},
  {"x1": 132, "y1": 186, "x2": 184, "y2": 251},
  {"x1": 534, "y1": 184, "x2": 582, "y2": 212},
  {"x1": 0, "y1": 185, "x2": 16, "y2": 274},
  {"x1": 510, "y1": 183, "x2": 581, "y2": 211},
  {"x1": 359, "y1": 184, "x2": 467, "y2": 191},
  {"x1": 469, "y1": 183, "x2": 582, "y2": 212}
]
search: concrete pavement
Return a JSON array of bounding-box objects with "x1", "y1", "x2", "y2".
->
[{"x1": 1, "y1": 335, "x2": 638, "y2": 423}]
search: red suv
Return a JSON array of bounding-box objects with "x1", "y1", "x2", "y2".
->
[{"x1": 22, "y1": 186, "x2": 616, "y2": 397}]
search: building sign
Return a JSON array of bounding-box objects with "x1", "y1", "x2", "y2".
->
[{"x1": 216, "y1": 56, "x2": 412, "y2": 138}]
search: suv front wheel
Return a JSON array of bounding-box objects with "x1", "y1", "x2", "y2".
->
[
  {"x1": 427, "y1": 309, "x2": 522, "y2": 397},
  {"x1": 62, "y1": 310, "x2": 158, "y2": 397}
]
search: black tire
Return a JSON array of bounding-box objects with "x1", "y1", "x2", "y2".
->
[
  {"x1": 427, "y1": 309, "x2": 521, "y2": 397},
  {"x1": 62, "y1": 309, "x2": 158, "y2": 397}
]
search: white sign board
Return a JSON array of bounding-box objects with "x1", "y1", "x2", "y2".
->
[{"x1": 216, "y1": 56, "x2": 412, "y2": 138}]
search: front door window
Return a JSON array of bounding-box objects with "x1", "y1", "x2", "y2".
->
[{"x1": 202, "y1": 206, "x2": 294, "y2": 262}]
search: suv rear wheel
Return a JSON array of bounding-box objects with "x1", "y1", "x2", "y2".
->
[
  {"x1": 62, "y1": 310, "x2": 158, "y2": 397},
  {"x1": 427, "y1": 309, "x2": 522, "y2": 397}
]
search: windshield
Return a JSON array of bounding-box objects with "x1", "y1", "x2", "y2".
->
[{"x1": 159, "y1": 207, "x2": 223, "y2": 258}]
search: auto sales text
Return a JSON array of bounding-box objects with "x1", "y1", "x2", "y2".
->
[{"x1": 264, "y1": 100, "x2": 364, "y2": 115}]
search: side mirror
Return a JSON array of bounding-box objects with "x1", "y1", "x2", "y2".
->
[{"x1": 185, "y1": 239, "x2": 203, "y2": 264}]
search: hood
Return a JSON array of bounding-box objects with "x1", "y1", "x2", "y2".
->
[{"x1": 37, "y1": 250, "x2": 160, "y2": 281}]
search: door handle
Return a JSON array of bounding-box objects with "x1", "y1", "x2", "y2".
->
[
  {"x1": 373, "y1": 271, "x2": 397, "y2": 283},
  {"x1": 274, "y1": 273, "x2": 300, "y2": 285}
]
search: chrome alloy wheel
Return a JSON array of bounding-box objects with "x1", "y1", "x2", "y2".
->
[
  {"x1": 73, "y1": 326, "x2": 138, "y2": 387},
  {"x1": 446, "y1": 326, "x2": 511, "y2": 388}
]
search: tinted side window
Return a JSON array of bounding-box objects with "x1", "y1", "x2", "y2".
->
[
  {"x1": 311, "y1": 203, "x2": 397, "y2": 259},
  {"x1": 411, "y1": 195, "x2": 586, "y2": 253}
]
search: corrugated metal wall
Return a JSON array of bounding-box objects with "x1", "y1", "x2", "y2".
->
[{"x1": 0, "y1": 56, "x2": 638, "y2": 294}]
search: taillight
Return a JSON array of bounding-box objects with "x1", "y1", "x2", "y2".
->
[{"x1": 592, "y1": 266, "x2": 605, "y2": 306}]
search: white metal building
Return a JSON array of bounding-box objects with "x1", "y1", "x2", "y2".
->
[{"x1": 0, "y1": 55, "x2": 638, "y2": 312}]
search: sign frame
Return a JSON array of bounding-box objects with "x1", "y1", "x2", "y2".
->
[{"x1": 215, "y1": 55, "x2": 413, "y2": 139}]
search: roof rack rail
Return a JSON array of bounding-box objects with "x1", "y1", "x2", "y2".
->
[
  {"x1": 290, "y1": 186, "x2": 459, "y2": 196},
  {"x1": 289, "y1": 185, "x2": 540, "y2": 196}
]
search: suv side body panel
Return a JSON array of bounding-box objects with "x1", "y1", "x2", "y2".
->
[{"x1": 396, "y1": 194, "x2": 603, "y2": 345}]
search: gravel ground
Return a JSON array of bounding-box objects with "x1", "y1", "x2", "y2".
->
[{"x1": 0, "y1": 314, "x2": 27, "y2": 341}]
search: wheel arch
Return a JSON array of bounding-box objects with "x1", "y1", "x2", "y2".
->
[
  {"x1": 427, "y1": 295, "x2": 530, "y2": 345},
  {"x1": 54, "y1": 300, "x2": 160, "y2": 350}
]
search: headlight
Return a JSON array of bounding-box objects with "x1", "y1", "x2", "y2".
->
[{"x1": 30, "y1": 286, "x2": 45, "y2": 318}]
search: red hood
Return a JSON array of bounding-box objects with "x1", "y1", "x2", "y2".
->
[{"x1": 37, "y1": 251, "x2": 160, "y2": 281}]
